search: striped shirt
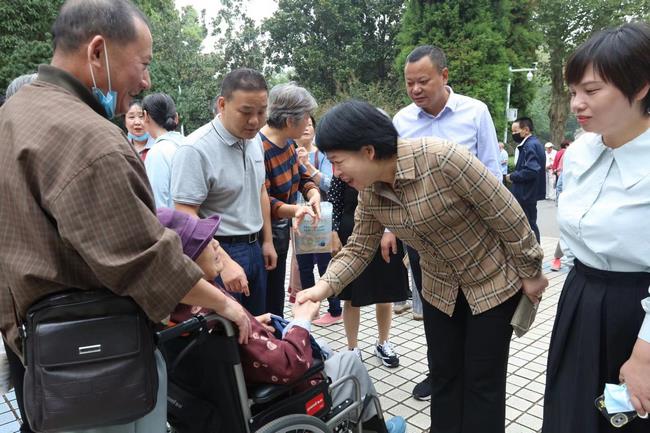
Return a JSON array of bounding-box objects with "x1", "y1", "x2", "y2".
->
[
  {"x1": 321, "y1": 137, "x2": 544, "y2": 316},
  {"x1": 261, "y1": 133, "x2": 318, "y2": 219}
]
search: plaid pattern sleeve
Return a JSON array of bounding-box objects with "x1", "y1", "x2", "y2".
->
[
  {"x1": 322, "y1": 137, "x2": 543, "y2": 316},
  {"x1": 320, "y1": 188, "x2": 385, "y2": 294}
]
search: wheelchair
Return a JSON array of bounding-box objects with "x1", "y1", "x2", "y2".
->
[{"x1": 156, "y1": 313, "x2": 384, "y2": 433}]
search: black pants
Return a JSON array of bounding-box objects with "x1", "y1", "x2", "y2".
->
[
  {"x1": 517, "y1": 199, "x2": 539, "y2": 243},
  {"x1": 266, "y1": 249, "x2": 288, "y2": 317},
  {"x1": 407, "y1": 246, "x2": 429, "y2": 374},
  {"x1": 423, "y1": 291, "x2": 520, "y2": 433},
  {"x1": 4, "y1": 341, "x2": 33, "y2": 433}
]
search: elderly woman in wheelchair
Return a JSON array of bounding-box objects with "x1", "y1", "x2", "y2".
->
[{"x1": 156, "y1": 208, "x2": 406, "y2": 433}]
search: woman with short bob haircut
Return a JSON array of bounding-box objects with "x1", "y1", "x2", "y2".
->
[
  {"x1": 298, "y1": 100, "x2": 547, "y2": 432},
  {"x1": 542, "y1": 22, "x2": 650, "y2": 433}
]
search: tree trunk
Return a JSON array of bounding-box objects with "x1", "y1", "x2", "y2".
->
[{"x1": 548, "y1": 49, "x2": 570, "y2": 145}]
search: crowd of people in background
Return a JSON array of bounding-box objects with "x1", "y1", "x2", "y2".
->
[{"x1": 0, "y1": 0, "x2": 649, "y2": 432}]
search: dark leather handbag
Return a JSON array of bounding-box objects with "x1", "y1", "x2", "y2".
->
[{"x1": 21, "y1": 289, "x2": 158, "y2": 432}]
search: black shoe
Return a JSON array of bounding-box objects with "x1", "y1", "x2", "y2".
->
[
  {"x1": 412, "y1": 375, "x2": 431, "y2": 400},
  {"x1": 374, "y1": 341, "x2": 399, "y2": 368}
]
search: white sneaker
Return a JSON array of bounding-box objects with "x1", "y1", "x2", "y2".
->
[
  {"x1": 374, "y1": 341, "x2": 399, "y2": 368},
  {"x1": 393, "y1": 302, "x2": 412, "y2": 314}
]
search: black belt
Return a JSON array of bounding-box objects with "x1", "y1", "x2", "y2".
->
[{"x1": 214, "y1": 233, "x2": 259, "y2": 244}]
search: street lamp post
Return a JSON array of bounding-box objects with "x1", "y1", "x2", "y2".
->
[{"x1": 504, "y1": 65, "x2": 537, "y2": 143}]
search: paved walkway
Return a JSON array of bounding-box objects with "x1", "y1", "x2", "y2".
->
[{"x1": 0, "y1": 235, "x2": 567, "y2": 433}]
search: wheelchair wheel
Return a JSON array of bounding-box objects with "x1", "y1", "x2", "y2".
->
[{"x1": 255, "y1": 414, "x2": 331, "y2": 433}]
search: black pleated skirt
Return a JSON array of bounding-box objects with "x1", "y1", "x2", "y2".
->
[
  {"x1": 542, "y1": 259, "x2": 650, "y2": 433},
  {"x1": 334, "y1": 183, "x2": 409, "y2": 307}
]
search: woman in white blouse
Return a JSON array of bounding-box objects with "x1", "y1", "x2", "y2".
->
[{"x1": 542, "y1": 22, "x2": 650, "y2": 433}]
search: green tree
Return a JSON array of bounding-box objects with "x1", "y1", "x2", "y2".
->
[
  {"x1": 535, "y1": 0, "x2": 649, "y2": 144},
  {"x1": 134, "y1": 0, "x2": 219, "y2": 133},
  {"x1": 264, "y1": 0, "x2": 404, "y2": 103},
  {"x1": 0, "y1": 0, "x2": 65, "y2": 90},
  {"x1": 504, "y1": 0, "x2": 542, "y2": 139},
  {"x1": 211, "y1": 0, "x2": 265, "y2": 75},
  {"x1": 395, "y1": 0, "x2": 539, "y2": 140}
]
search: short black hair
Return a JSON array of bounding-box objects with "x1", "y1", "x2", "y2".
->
[
  {"x1": 406, "y1": 45, "x2": 447, "y2": 71},
  {"x1": 0, "y1": 94, "x2": 5, "y2": 108},
  {"x1": 566, "y1": 22, "x2": 650, "y2": 114},
  {"x1": 220, "y1": 68, "x2": 268, "y2": 100},
  {"x1": 315, "y1": 100, "x2": 397, "y2": 159},
  {"x1": 560, "y1": 139, "x2": 571, "y2": 149},
  {"x1": 143, "y1": 93, "x2": 178, "y2": 131},
  {"x1": 514, "y1": 116, "x2": 534, "y2": 132},
  {"x1": 52, "y1": 0, "x2": 149, "y2": 53}
]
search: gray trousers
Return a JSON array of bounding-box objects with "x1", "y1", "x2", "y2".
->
[
  {"x1": 324, "y1": 351, "x2": 378, "y2": 421},
  {"x1": 67, "y1": 350, "x2": 167, "y2": 433}
]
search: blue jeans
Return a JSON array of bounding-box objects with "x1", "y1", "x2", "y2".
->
[
  {"x1": 296, "y1": 252, "x2": 341, "y2": 317},
  {"x1": 216, "y1": 241, "x2": 267, "y2": 316},
  {"x1": 266, "y1": 249, "x2": 288, "y2": 317}
]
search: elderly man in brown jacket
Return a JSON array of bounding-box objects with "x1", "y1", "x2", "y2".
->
[{"x1": 0, "y1": 1, "x2": 250, "y2": 432}]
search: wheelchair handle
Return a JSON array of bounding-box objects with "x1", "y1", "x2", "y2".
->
[{"x1": 155, "y1": 313, "x2": 236, "y2": 343}]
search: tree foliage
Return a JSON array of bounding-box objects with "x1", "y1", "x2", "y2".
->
[
  {"x1": 535, "y1": 0, "x2": 649, "y2": 144},
  {"x1": 0, "y1": 0, "x2": 65, "y2": 90},
  {"x1": 264, "y1": 0, "x2": 404, "y2": 105},
  {"x1": 133, "y1": 0, "x2": 220, "y2": 133},
  {"x1": 395, "y1": 0, "x2": 540, "y2": 141},
  {"x1": 211, "y1": 0, "x2": 265, "y2": 75}
]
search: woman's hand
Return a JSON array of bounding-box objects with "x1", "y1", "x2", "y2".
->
[
  {"x1": 380, "y1": 231, "x2": 397, "y2": 263},
  {"x1": 307, "y1": 190, "x2": 321, "y2": 222},
  {"x1": 292, "y1": 300, "x2": 320, "y2": 321},
  {"x1": 296, "y1": 281, "x2": 332, "y2": 304},
  {"x1": 619, "y1": 339, "x2": 650, "y2": 417},
  {"x1": 331, "y1": 231, "x2": 342, "y2": 255},
  {"x1": 296, "y1": 146, "x2": 309, "y2": 165},
  {"x1": 521, "y1": 272, "x2": 548, "y2": 304},
  {"x1": 254, "y1": 313, "x2": 275, "y2": 333},
  {"x1": 292, "y1": 205, "x2": 316, "y2": 235}
]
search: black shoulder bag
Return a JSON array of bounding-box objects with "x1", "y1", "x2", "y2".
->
[{"x1": 21, "y1": 289, "x2": 158, "y2": 432}]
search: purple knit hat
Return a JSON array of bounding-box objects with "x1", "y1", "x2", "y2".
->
[{"x1": 156, "y1": 208, "x2": 221, "y2": 260}]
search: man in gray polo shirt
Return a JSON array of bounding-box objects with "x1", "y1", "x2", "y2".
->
[{"x1": 171, "y1": 68, "x2": 276, "y2": 315}]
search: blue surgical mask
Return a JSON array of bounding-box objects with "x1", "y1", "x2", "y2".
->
[
  {"x1": 89, "y1": 43, "x2": 118, "y2": 119},
  {"x1": 128, "y1": 132, "x2": 150, "y2": 142}
]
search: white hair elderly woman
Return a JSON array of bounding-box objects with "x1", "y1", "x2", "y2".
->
[
  {"x1": 5, "y1": 73, "x2": 37, "y2": 99},
  {"x1": 259, "y1": 82, "x2": 321, "y2": 317}
]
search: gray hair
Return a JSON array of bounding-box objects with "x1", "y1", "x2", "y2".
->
[
  {"x1": 52, "y1": 0, "x2": 149, "y2": 53},
  {"x1": 266, "y1": 82, "x2": 317, "y2": 129},
  {"x1": 6, "y1": 73, "x2": 38, "y2": 99}
]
